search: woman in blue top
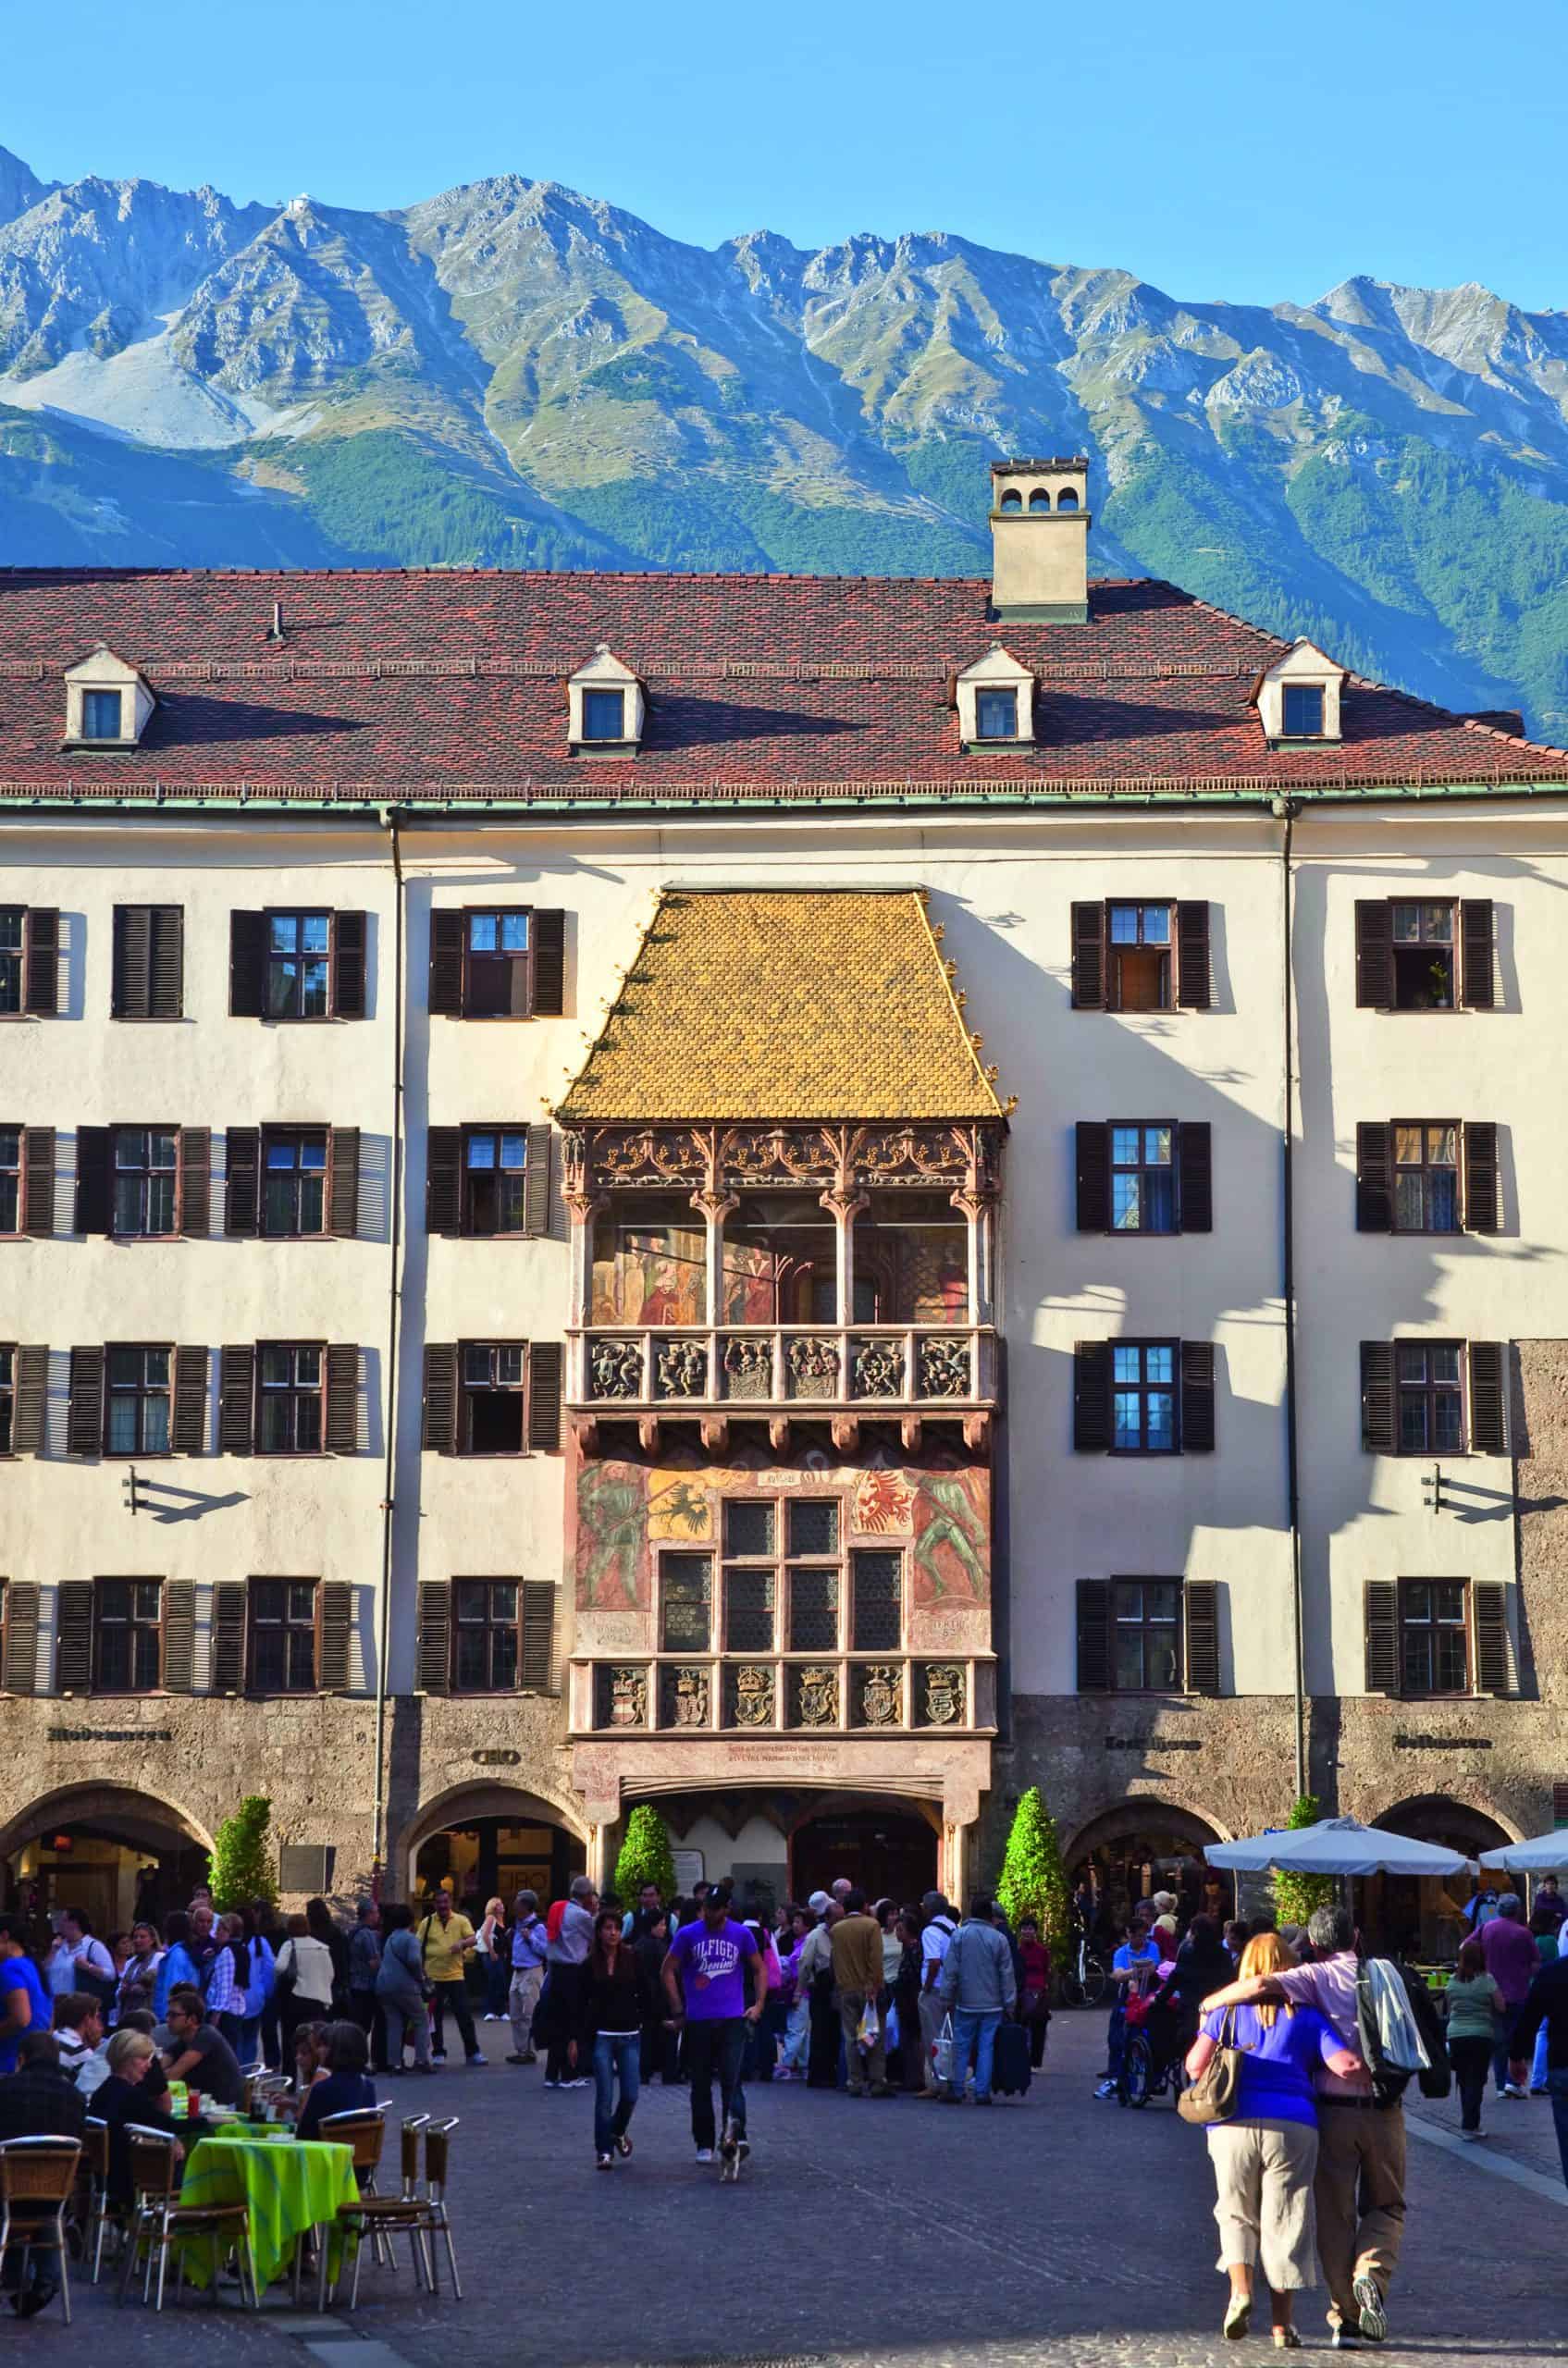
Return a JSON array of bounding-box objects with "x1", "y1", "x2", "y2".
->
[{"x1": 1185, "y1": 1930, "x2": 1364, "y2": 2349}]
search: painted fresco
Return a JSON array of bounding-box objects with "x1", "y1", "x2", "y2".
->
[
  {"x1": 909, "y1": 1466, "x2": 988, "y2": 1607},
  {"x1": 590, "y1": 1216, "x2": 706, "y2": 1326},
  {"x1": 574, "y1": 1462, "x2": 652, "y2": 1610}
]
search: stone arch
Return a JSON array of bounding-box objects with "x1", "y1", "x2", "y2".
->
[
  {"x1": 1372, "y1": 1792, "x2": 1519, "y2": 1853},
  {"x1": 0, "y1": 1781, "x2": 213, "y2": 1865},
  {"x1": 1063, "y1": 1794, "x2": 1230, "y2": 1868},
  {"x1": 1365, "y1": 1793, "x2": 1514, "y2": 1956},
  {"x1": 396, "y1": 1781, "x2": 591, "y2": 1900},
  {"x1": 1027, "y1": 487, "x2": 1052, "y2": 512},
  {"x1": 998, "y1": 487, "x2": 1023, "y2": 512},
  {"x1": 1056, "y1": 486, "x2": 1080, "y2": 512}
]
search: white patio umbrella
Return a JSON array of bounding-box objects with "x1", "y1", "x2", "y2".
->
[
  {"x1": 1478, "y1": 1830, "x2": 1568, "y2": 1877},
  {"x1": 1204, "y1": 1815, "x2": 1472, "y2": 1878}
]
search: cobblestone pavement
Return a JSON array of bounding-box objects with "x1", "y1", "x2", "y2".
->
[{"x1": 15, "y1": 2010, "x2": 1565, "y2": 2365}]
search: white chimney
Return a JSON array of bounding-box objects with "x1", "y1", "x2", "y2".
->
[{"x1": 989, "y1": 456, "x2": 1091, "y2": 622}]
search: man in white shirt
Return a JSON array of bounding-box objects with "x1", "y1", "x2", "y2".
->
[
  {"x1": 918, "y1": 1890, "x2": 957, "y2": 2097},
  {"x1": 51, "y1": 1992, "x2": 104, "y2": 2082},
  {"x1": 44, "y1": 1911, "x2": 115, "y2": 2002}
]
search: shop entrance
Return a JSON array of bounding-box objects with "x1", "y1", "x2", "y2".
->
[
  {"x1": 402, "y1": 1785, "x2": 587, "y2": 1917},
  {"x1": 1371, "y1": 1795, "x2": 1510, "y2": 1960},
  {"x1": 1067, "y1": 1802, "x2": 1228, "y2": 1942},
  {"x1": 0, "y1": 1785, "x2": 211, "y2": 1945},
  {"x1": 790, "y1": 1799, "x2": 939, "y2": 1906}
]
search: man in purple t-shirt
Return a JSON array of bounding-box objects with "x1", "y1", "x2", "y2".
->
[
  {"x1": 1480, "y1": 1893, "x2": 1540, "y2": 2099},
  {"x1": 663, "y1": 1881, "x2": 766, "y2": 2175}
]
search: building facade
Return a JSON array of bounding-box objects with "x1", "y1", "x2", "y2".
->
[{"x1": 2, "y1": 457, "x2": 1566, "y2": 1941}]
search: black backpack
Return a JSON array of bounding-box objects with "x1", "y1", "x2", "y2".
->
[{"x1": 1355, "y1": 1956, "x2": 1451, "y2": 2103}]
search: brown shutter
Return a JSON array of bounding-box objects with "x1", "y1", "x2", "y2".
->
[
  {"x1": 525, "y1": 1124, "x2": 552, "y2": 1238},
  {"x1": 1468, "y1": 1340, "x2": 1508, "y2": 1454},
  {"x1": 532, "y1": 908, "x2": 565, "y2": 1017},
  {"x1": 1076, "y1": 1579, "x2": 1112, "y2": 1692},
  {"x1": 113, "y1": 905, "x2": 151, "y2": 1018},
  {"x1": 1364, "y1": 1580, "x2": 1398, "y2": 1693},
  {"x1": 1360, "y1": 1341, "x2": 1396, "y2": 1454},
  {"x1": 416, "y1": 1582, "x2": 451, "y2": 1694},
  {"x1": 521, "y1": 1581, "x2": 557, "y2": 1692},
  {"x1": 178, "y1": 1127, "x2": 211, "y2": 1238},
  {"x1": 1175, "y1": 901, "x2": 1211, "y2": 1009},
  {"x1": 1070, "y1": 902, "x2": 1106, "y2": 1010},
  {"x1": 56, "y1": 1580, "x2": 93, "y2": 1691},
  {"x1": 1356, "y1": 1122, "x2": 1392, "y2": 1232},
  {"x1": 1075, "y1": 1122, "x2": 1110, "y2": 1232},
  {"x1": 3, "y1": 1582, "x2": 38, "y2": 1693},
  {"x1": 510, "y1": 938, "x2": 533, "y2": 1018},
  {"x1": 428, "y1": 910, "x2": 464, "y2": 1017},
  {"x1": 67, "y1": 1346, "x2": 105, "y2": 1455},
  {"x1": 22, "y1": 1127, "x2": 55, "y2": 1235},
  {"x1": 1355, "y1": 901, "x2": 1393, "y2": 1009},
  {"x1": 1179, "y1": 1339, "x2": 1216, "y2": 1451},
  {"x1": 14, "y1": 1346, "x2": 49, "y2": 1454},
  {"x1": 218, "y1": 1345, "x2": 255, "y2": 1454},
  {"x1": 426, "y1": 1128, "x2": 463, "y2": 1235},
  {"x1": 149, "y1": 906, "x2": 183, "y2": 1018},
  {"x1": 327, "y1": 1128, "x2": 360, "y2": 1239},
  {"x1": 1460, "y1": 899, "x2": 1495, "y2": 1009},
  {"x1": 210, "y1": 1583, "x2": 246, "y2": 1692},
  {"x1": 1177, "y1": 1121, "x2": 1212, "y2": 1233},
  {"x1": 1072, "y1": 1341, "x2": 1112, "y2": 1451},
  {"x1": 1184, "y1": 1581, "x2": 1221, "y2": 1696},
  {"x1": 527, "y1": 1342, "x2": 563, "y2": 1452},
  {"x1": 1473, "y1": 1581, "x2": 1510, "y2": 1696},
  {"x1": 224, "y1": 1128, "x2": 260, "y2": 1237},
  {"x1": 75, "y1": 1126, "x2": 112, "y2": 1234},
  {"x1": 330, "y1": 910, "x2": 368, "y2": 1019},
  {"x1": 325, "y1": 1346, "x2": 359, "y2": 1454},
  {"x1": 172, "y1": 1346, "x2": 207, "y2": 1453},
  {"x1": 422, "y1": 1344, "x2": 458, "y2": 1452},
  {"x1": 228, "y1": 911, "x2": 266, "y2": 1018},
  {"x1": 317, "y1": 1581, "x2": 352, "y2": 1691},
  {"x1": 1463, "y1": 1123, "x2": 1500, "y2": 1234},
  {"x1": 162, "y1": 1581, "x2": 196, "y2": 1693},
  {"x1": 23, "y1": 907, "x2": 58, "y2": 1016}
]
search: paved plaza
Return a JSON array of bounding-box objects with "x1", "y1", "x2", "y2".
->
[{"x1": 16, "y1": 2011, "x2": 1566, "y2": 2366}]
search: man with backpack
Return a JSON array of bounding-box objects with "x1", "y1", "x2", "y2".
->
[{"x1": 418, "y1": 1886, "x2": 485, "y2": 2067}]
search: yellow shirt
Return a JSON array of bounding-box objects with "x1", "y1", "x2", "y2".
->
[{"x1": 418, "y1": 1912, "x2": 475, "y2": 1983}]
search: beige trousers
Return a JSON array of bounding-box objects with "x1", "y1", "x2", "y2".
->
[
  {"x1": 1314, "y1": 2102, "x2": 1405, "y2": 2330},
  {"x1": 1207, "y1": 2118, "x2": 1320, "y2": 2293}
]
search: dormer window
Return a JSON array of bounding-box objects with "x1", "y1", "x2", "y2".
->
[
  {"x1": 582, "y1": 687, "x2": 626, "y2": 743},
  {"x1": 63, "y1": 644, "x2": 154, "y2": 750},
  {"x1": 1283, "y1": 684, "x2": 1324, "y2": 737},
  {"x1": 1252, "y1": 639, "x2": 1344, "y2": 746},
  {"x1": 976, "y1": 688, "x2": 1019, "y2": 740},
  {"x1": 956, "y1": 643, "x2": 1035, "y2": 749},
  {"x1": 568, "y1": 646, "x2": 644, "y2": 755},
  {"x1": 82, "y1": 689, "x2": 124, "y2": 741}
]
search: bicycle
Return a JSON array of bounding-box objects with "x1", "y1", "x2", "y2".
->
[{"x1": 1058, "y1": 1927, "x2": 1108, "y2": 2008}]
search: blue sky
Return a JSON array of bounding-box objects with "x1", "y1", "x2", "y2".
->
[{"x1": 7, "y1": 0, "x2": 1567, "y2": 307}]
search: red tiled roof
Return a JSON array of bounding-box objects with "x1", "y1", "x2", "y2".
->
[{"x1": 0, "y1": 567, "x2": 1562, "y2": 799}]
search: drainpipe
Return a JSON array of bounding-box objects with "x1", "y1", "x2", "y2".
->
[
  {"x1": 1276, "y1": 797, "x2": 1307, "y2": 1800},
  {"x1": 371, "y1": 807, "x2": 405, "y2": 1895}
]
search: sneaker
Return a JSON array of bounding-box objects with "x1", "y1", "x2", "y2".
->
[
  {"x1": 1461, "y1": 2128, "x2": 1484, "y2": 2141},
  {"x1": 596, "y1": 2152, "x2": 613, "y2": 2171},
  {"x1": 483, "y1": 2013, "x2": 499, "y2": 2022},
  {"x1": 1094, "y1": 2078, "x2": 1117, "y2": 2100},
  {"x1": 1352, "y1": 2273, "x2": 1388, "y2": 2344},
  {"x1": 615, "y1": 2134, "x2": 633, "y2": 2158},
  {"x1": 1502, "y1": 2082, "x2": 1528, "y2": 2099},
  {"x1": 695, "y1": 2148, "x2": 714, "y2": 2164},
  {"x1": 567, "y1": 2076, "x2": 590, "y2": 2090},
  {"x1": 466, "y1": 2054, "x2": 488, "y2": 2067},
  {"x1": 543, "y1": 2078, "x2": 561, "y2": 2090},
  {"x1": 1329, "y1": 2335, "x2": 1360, "y2": 2352},
  {"x1": 505, "y1": 2054, "x2": 530, "y2": 2066},
  {"x1": 430, "y1": 2052, "x2": 446, "y2": 2062},
  {"x1": 518, "y1": 2052, "x2": 537, "y2": 2065}
]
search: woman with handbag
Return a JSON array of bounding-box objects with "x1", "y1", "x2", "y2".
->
[
  {"x1": 1016, "y1": 1916, "x2": 1053, "y2": 2069},
  {"x1": 375, "y1": 1902, "x2": 435, "y2": 2073},
  {"x1": 1183, "y1": 1930, "x2": 1364, "y2": 2349}
]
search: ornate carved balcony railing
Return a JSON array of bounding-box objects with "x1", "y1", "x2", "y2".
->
[
  {"x1": 569, "y1": 1325, "x2": 998, "y2": 1413},
  {"x1": 569, "y1": 1652, "x2": 997, "y2": 1739}
]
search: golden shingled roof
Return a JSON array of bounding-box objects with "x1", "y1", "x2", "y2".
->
[{"x1": 558, "y1": 889, "x2": 1006, "y2": 1123}]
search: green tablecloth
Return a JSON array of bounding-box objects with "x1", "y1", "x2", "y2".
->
[{"x1": 177, "y1": 2129, "x2": 359, "y2": 2291}]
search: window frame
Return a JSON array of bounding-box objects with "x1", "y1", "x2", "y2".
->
[
  {"x1": 457, "y1": 1339, "x2": 529, "y2": 1458},
  {"x1": 1389, "y1": 1120, "x2": 1461, "y2": 1237},
  {"x1": 1394, "y1": 1339, "x2": 1466, "y2": 1457},
  {"x1": 1109, "y1": 1338, "x2": 1179, "y2": 1455},
  {"x1": 0, "y1": 907, "x2": 22, "y2": 1017},
  {"x1": 461, "y1": 906, "x2": 535, "y2": 1021},
  {"x1": 91, "y1": 1577, "x2": 164, "y2": 1696},
  {"x1": 111, "y1": 1125, "x2": 179, "y2": 1240},
  {"x1": 260, "y1": 1128, "x2": 329, "y2": 1240},
  {"x1": 80, "y1": 688, "x2": 126, "y2": 743},
  {"x1": 579, "y1": 687, "x2": 627, "y2": 745},
  {"x1": 462, "y1": 1127, "x2": 531, "y2": 1239},
  {"x1": 1106, "y1": 902, "x2": 1173, "y2": 1013},
  {"x1": 1280, "y1": 683, "x2": 1326, "y2": 739},
  {"x1": 450, "y1": 1577, "x2": 522, "y2": 1694},
  {"x1": 1397, "y1": 1576, "x2": 1471, "y2": 1698},
  {"x1": 972, "y1": 686, "x2": 1020, "y2": 743},
  {"x1": 262, "y1": 908, "x2": 333, "y2": 1023},
  {"x1": 1108, "y1": 1121, "x2": 1178, "y2": 1235},
  {"x1": 659, "y1": 1549, "x2": 715, "y2": 1655},
  {"x1": 1390, "y1": 899, "x2": 1457, "y2": 1012},
  {"x1": 105, "y1": 1342, "x2": 174, "y2": 1459},
  {"x1": 254, "y1": 1340, "x2": 326, "y2": 1458},
  {"x1": 246, "y1": 1577, "x2": 320, "y2": 1695},
  {"x1": 1108, "y1": 1577, "x2": 1186, "y2": 1695},
  {"x1": 0, "y1": 1343, "x2": 14, "y2": 1458},
  {"x1": 0, "y1": 1127, "x2": 19, "y2": 1237}
]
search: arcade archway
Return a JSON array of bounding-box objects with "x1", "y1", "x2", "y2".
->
[
  {"x1": 789, "y1": 1795, "x2": 940, "y2": 1906},
  {"x1": 1066, "y1": 1800, "x2": 1229, "y2": 1940},
  {"x1": 401, "y1": 1784, "x2": 586, "y2": 1913},
  {"x1": 0, "y1": 1783, "x2": 212, "y2": 1941},
  {"x1": 1370, "y1": 1794, "x2": 1513, "y2": 1958}
]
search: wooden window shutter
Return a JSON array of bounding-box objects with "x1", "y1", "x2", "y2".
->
[
  {"x1": 1462, "y1": 1122, "x2": 1500, "y2": 1234},
  {"x1": 162, "y1": 1581, "x2": 195, "y2": 1693},
  {"x1": 1175, "y1": 901, "x2": 1211, "y2": 1009},
  {"x1": 521, "y1": 1581, "x2": 557, "y2": 1692},
  {"x1": 224, "y1": 1128, "x2": 260, "y2": 1237},
  {"x1": 528, "y1": 1342, "x2": 563, "y2": 1452},
  {"x1": 210, "y1": 1583, "x2": 245, "y2": 1693},
  {"x1": 1184, "y1": 1581, "x2": 1221, "y2": 1696},
  {"x1": 532, "y1": 908, "x2": 566, "y2": 1016},
  {"x1": 22, "y1": 1127, "x2": 55, "y2": 1236},
  {"x1": 416, "y1": 1582, "x2": 451, "y2": 1694},
  {"x1": 1355, "y1": 900, "x2": 1393, "y2": 1009},
  {"x1": 67, "y1": 1346, "x2": 105, "y2": 1455},
  {"x1": 1076, "y1": 1580, "x2": 1112, "y2": 1692},
  {"x1": 113, "y1": 905, "x2": 151, "y2": 1018},
  {"x1": 330, "y1": 910, "x2": 368, "y2": 1019},
  {"x1": 1179, "y1": 1339, "x2": 1216, "y2": 1451},
  {"x1": 1072, "y1": 1341, "x2": 1112, "y2": 1451},
  {"x1": 179, "y1": 1127, "x2": 211, "y2": 1238},
  {"x1": 218, "y1": 1345, "x2": 255, "y2": 1454},
  {"x1": 1364, "y1": 1581, "x2": 1398, "y2": 1693},
  {"x1": 56, "y1": 1580, "x2": 94, "y2": 1691},
  {"x1": 317, "y1": 1581, "x2": 352, "y2": 1690},
  {"x1": 1360, "y1": 1341, "x2": 1396, "y2": 1454},
  {"x1": 1355, "y1": 1122, "x2": 1392, "y2": 1232},
  {"x1": 1460, "y1": 899, "x2": 1495, "y2": 1009},
  {"x1": 426, "y1": 1128, "x2": 463, "y2": 1236},
  {"x1": 14, "y1": 1346, "x2": 49, "y2": 1454},
  {"x1": 1075, "y1": 1122, "x2": 1110, "y2": 1232},
  {"x1": 172, "y1": 1346, "x2": 208, "y2": 1453},
  {"x1": 1473, "y1": 1581, "x2": 1510, "y2": 1696},
  {"x1": 325, "y1": 1346, "x2": 359, "y2": 1454},
  {"x1": 75, "y1": 1126, "x2": 112, "y2": 1234},
  {"x1": 23, "y1": 907, "x2": 58, "y2": 1016},
  {"x1": 150, "y1": 906, "x2": 183, "y2": 1018},
  {"x1": 3, "y1": 1582, "x2": 38, "y2": 1694},
  {"x1": 1070, "y1": 903, "x2": 1106, "y2": 1010},
  {"x1": 1177, "y1": 1122, "x2": 1212, "y2": 1233},
  {"x1": 422, "y1": 1344, "x2": 459, "y2": 1452},
  {"x1": 1468, "y1": 1340, "x2": 1508, "y2": 1454},
  {"x1": 525, "y1": 1124, "x2": 552, "y2": 1237},
  {"x1": 228, "y1": 911, "x2": 266, "y2": 1018},
  {"x1": 327, "y1": 1128, "x2": 361, "y2": 1239},
  {"x1": 428, "y1": 910, "x2": 464, "y2": 1017}
]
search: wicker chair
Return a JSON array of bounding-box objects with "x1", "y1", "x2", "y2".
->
[
  {"x1": 114, "y1": 2124, "x2": 256, "y2": 2312},
  {"x1": 330, "y1": 2113, "x2": 463, "y2": 2309},
  {"x1": 0, "y1": 2136, "x2": 82, "y2": 2325},
  {"x1": 80, "y1": 2116, "x2": 111, "y2": 2283},
  {"x1": 312, "y1": 2106, "x2": 389, "y2": 2306}
]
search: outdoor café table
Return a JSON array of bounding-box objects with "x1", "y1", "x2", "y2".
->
[{"x1": 176, "y1": 2126, "x2": 359, "y2": 2293}]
